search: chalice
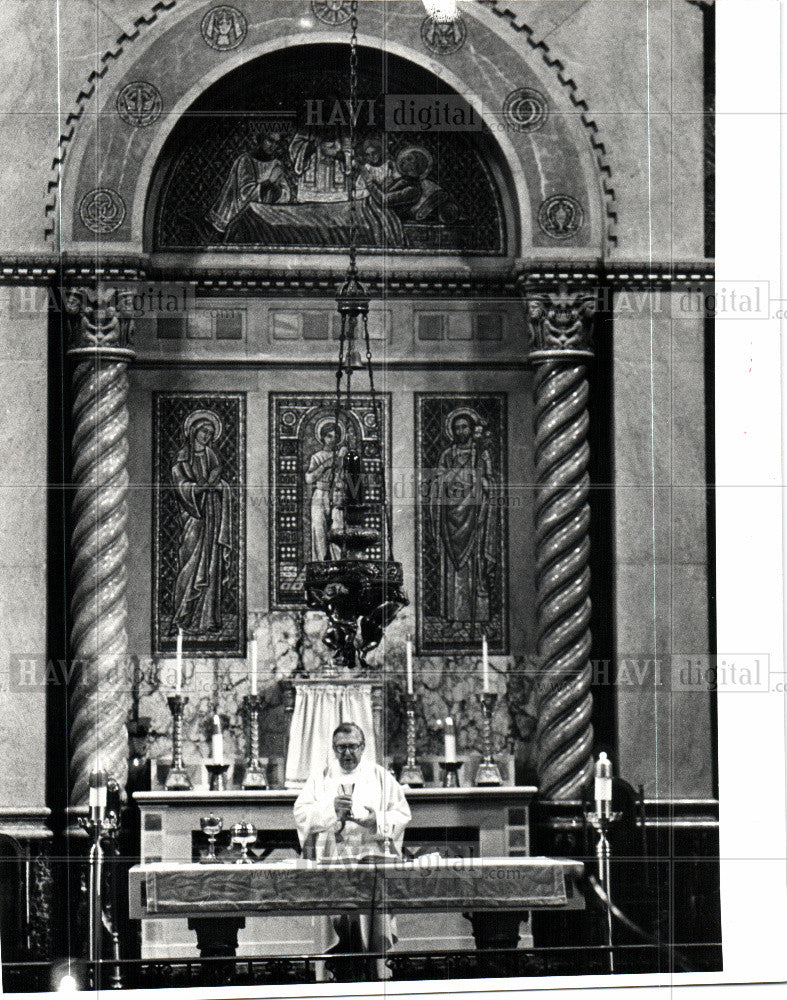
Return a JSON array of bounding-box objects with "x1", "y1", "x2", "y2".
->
[
  {"x1": 230, "y1": 822, "x2": 258, "y2": 864},
  {"x1": 336, "y1": 782, "x2": 355, "y2": 841},
  {"x1": 200, "y1": 814, "x2": 223, "y2": 862}
]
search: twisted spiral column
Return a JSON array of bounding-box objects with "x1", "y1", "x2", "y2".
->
[
  {"x1": 65, "y1": 287, "x2": 135, "y2": 805},
  {"x1": 522, "y1": 283, "x2": 596, "y2": 800}
]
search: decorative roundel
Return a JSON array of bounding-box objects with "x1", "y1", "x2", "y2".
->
[
  {"x1": 201, "y1": 6, "x2": 248, "y2": 51},
  {"x1": 79, "y1": 189, "x2": 126, "y2": 234},
  {"x1": 538, "y1": 195, "x2": 584, "y2": 240},
  {"x1": 116, "y1": 81, "x2": 163, "y2": 127},
  {"x1": 503, "y1": 88, "x2": 548, "y2": 133},
  {"x1": 282, "y1": 410, "x2": 297, "y2": 426},
  {"x1": 420, "y1": 14, "x2": 467, "y2": 55},
  {"x1": 311, "y1": 0, "x2": 354, "y2": 25}
]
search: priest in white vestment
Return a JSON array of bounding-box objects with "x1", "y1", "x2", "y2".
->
[{"x1": 293, "y1": 722, "x2": 411, "y2": 979}]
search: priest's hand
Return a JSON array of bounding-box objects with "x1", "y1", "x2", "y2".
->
[
  {"x1": 334, "y1": 794, "x2": 353, "y2": 821},
  {"x1": 355, "y1": 806, "x2": 377, "y2": 831}
]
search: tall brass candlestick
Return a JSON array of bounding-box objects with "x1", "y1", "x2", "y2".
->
[
  {"x1": 475, "y1": 691, "x2": 503, "y2": 786},
  {"x1": 165, "y1": 694, "x2": 192, "y2": 790},
  {"x1": 400, "y1": 693, "x2": 424, "y2": 787},
  {"x1": 242, "y1": 694, "x2": 267, "y2": 789}
]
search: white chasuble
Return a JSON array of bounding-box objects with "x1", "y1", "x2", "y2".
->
[{"x1": 293, "y1": 758, "x2": 411, "y2": 954}]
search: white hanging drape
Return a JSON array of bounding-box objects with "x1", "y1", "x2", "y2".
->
[{"x1": 284, "y1": 682, "x2": 375, "y2": 787}]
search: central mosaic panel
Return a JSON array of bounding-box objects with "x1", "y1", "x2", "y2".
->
[{"x1": 269, "y1": 392, "x2": 391, "y2": 609}]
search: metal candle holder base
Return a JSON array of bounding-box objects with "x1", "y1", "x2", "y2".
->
[
  {"x1": 475, "y1": 691, "x2": 503, "y2": 786},
  {"x1": 165, "y1": 694, "x2": 192, "y2": 791},
  {"x1": 400, "y1": 693, "x2": 424, "y2": 787},
  {"x1": 242, "y1": 694, "x2": 268, "y2": 789},
  {"x1": 206, "y1": 762, "x2": 230, "y2": 792},
  {"x1": 439, "y1": 760, "x2": 462, "y2": 788}
]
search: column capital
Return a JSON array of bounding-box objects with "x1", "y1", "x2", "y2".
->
[
  {"x1": 62, "y1": 284, "x2": 136, "y2": 362},
  {"x1": 518, "y1": 281, "x2": 597, "y2": 364}
]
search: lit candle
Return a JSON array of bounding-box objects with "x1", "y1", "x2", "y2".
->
[
  {"x1": 406, "y1": 635, "x2": 413, "y2": 695},
  {"x1": 482, "y1": 634, "x2": 490, "y2": 693},
  {"x1": 250, "y1": 638, "x2": 258, "y2": 696},
  {"x1": 175, "y1": 628, "x2": 183, "y2": 693},
  {"x1": 88, "y1": 763, "x2": 107, "y2": 823},
  {"x1": 444, "y1": 717, "x2": 457, "y2": 763},
  {"x1": 211, "y1": 714, "x2": 224, "y2": 762}
]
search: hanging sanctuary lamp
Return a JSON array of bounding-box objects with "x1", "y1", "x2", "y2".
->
[{"x1": 304, "y1": 0, "x2": 408, "y2": 672}]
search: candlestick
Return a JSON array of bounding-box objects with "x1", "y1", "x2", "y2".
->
[
  {"x1": 482, "y1": 634, "x2": 490, "y2": 693},
  {"x1": 444, "y1": 716, "x2": 457, "y2": 763},
  {"x1": 438, "y1": 760, "x2": 462, "y2": 788},
  {"x1": 242, "y1": 693, "x2": 267, "y2": 789},
  {"x1": 400, "y1": 693, "x2": 424, "y2": 787},
  {"x1": 211, "y1": 713, "x2": 224, "y2": 763},
  {"x1": 475, "y1": 691, "x2": 503, "y2": 786},
  {"x1": 175, "y1": 628, "x2": 183, "y2": 693},
  {"x1": 406, "y1": 635, "x2": 413, "y2": 695},
  {"x1": 165, "y1": 694, "x2": 192, "y2": 790},
  {"x1": 78, "y1": 767, "x2": 120, "y2": 984},
  {"x1": 250, "y1": 638, "x2": 258, "y2": 697},
  {"x1": 206, "y1": 761, "x2": 230, "y2": 792},
  {"x1": 88, "y1": 766, "x2": 107, "y2": 823},
  {"x1": 594, "y1": 751, "x2": 613, "y2": 820}
]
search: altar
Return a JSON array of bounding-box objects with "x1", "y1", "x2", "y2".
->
[
  {"x1": 129, "y1": 856, "x2": 585, "y2": 957},
  {"x1": 134, "y1": 785, "x2": 538, "y2": 958}
]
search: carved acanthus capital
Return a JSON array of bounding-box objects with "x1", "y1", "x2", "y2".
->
[
  {"x1": 520, "y1": 283, "x2": 596, "y2": 363},
  {"x1": 63, "y1": 285, "x2": 136, "y2": 360}
]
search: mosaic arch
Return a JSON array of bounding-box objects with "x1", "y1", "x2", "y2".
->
[
  {"x1": 56, "y1": 0, "x2": 607, "y2": 256},
  {"x1": 150, "y1": 46, "x2": 508, "y2": 256}
]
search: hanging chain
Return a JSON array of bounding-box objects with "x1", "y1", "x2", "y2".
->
[
  {"x1": 348, "y1": 0, "x2": 359, "y2": 273},
  {"x1": 327, "y1": 317, "x2": 346, "y2": 548},
  {"x1": 364, "y1": 316, "x2": 392, "y2": 560}
]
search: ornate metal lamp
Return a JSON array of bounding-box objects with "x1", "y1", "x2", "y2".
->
[{"x1": 304, "y1": 1, "x2": 408, "y2": 672}]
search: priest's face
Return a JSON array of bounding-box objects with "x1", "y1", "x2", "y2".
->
[{"x1": 333, "y1": 731, "x2": 365, "y2": 772}]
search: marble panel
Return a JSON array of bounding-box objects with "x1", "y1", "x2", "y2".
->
[{"x1": 0, "y1": 564, "x2": 47, "y2": 807}]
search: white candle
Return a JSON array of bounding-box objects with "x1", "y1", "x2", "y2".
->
[
  {"x1": 482, "y1": 634, "x2": 490, "y2": 693},
  {"x1": 250, "y1": 638, "x2": 258, "y2": 696},
  {"x1": 175, "y1": 628, "x2": 183, "y2": 693},
  {"x1": 444, "y1": 717, "x2": 457, "y2": 763},
  {"x1": 211, "y1": 714, "x2": 224, "y2": 762},
  {"x1": 406, "y1": 635, "x2": 413, "y2": 695}
]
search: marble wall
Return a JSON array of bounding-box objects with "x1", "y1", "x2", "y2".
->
[
  {"x1": 0, "y1": 295, "x2": 48, "y2": 812},
  {"x1": 613, "y1": 290, "x2": 714, "y2": 797}
]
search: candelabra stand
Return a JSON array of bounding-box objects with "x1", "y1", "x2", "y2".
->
[
  {"x1": 165, "y1": 695, "x2": 192, "y2": 790},
  {"x1": 438, "y1": 760, "x2": 462, "y2": 788},
  {"x1": 78, "y1": 809, "x2": 120, "y2": 985},
  {"x1": 399, "y1": 694, "x2": 424, "y2": 787},
  {"x1": 586, "y1": 807, "x2": 622, "y2": 973},
  {"x1": 206, "y1": 762, "x2": 230, "y2": 791},
  {"x1": 242, "y1": 694, "x2": 268, "y2": 789},
  {"x1": 475, "y1": 691, "x2": 503, "y2": 786}
]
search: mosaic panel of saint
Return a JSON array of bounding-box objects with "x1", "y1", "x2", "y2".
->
[{"x1": 416, "y1": 394, "x2": 508, "y2": 654}]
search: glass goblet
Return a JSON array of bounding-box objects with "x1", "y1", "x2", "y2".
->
[
  {"x1": 230, "y1": 822, "x2": 258, "y2": 864},
  {"x1": 200, "y1": 814, "x2": 223, "y2": 862}
]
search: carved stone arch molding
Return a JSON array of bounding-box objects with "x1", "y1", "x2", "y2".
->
[{"x1": 53, "y1": 0, "x2": 611, "y2": 260}]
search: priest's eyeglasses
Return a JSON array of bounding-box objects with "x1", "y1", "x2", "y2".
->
[{"x1": 334, "y1": 741, "x2": 364, "y2": 752}]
